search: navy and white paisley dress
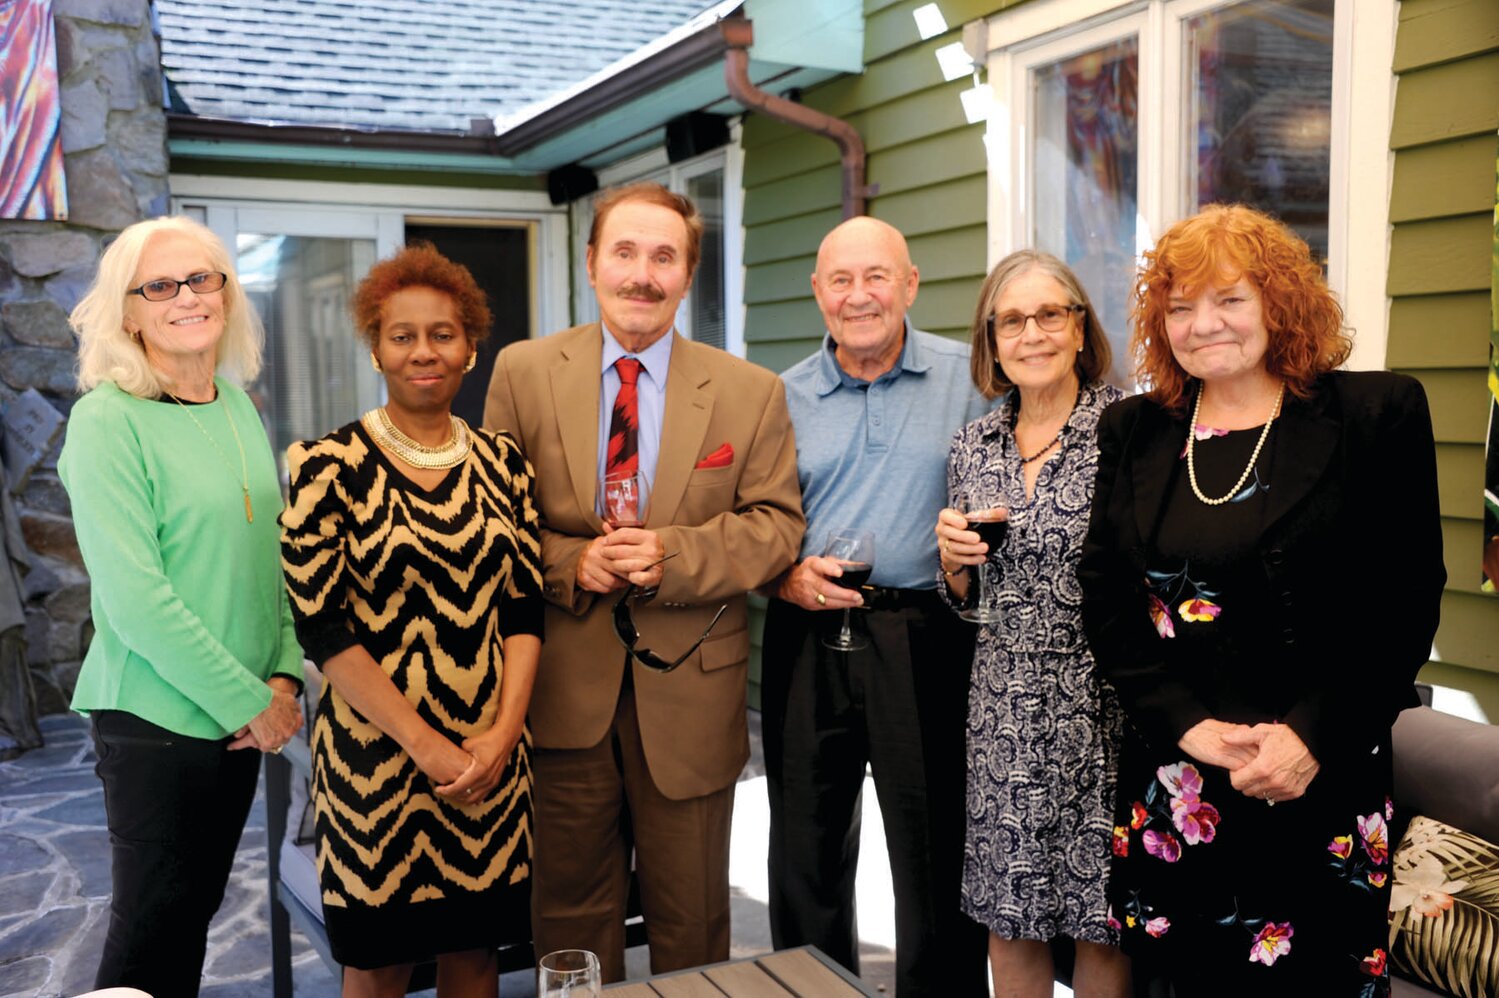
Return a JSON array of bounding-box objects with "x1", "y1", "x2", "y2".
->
[{"x1": 939, "y1": 381, "x2": 1126, "y2": 943}]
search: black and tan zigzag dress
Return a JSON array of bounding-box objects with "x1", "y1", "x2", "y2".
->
[{"x1": 280, "y1": 420, "x2": 542, "y2": 969}]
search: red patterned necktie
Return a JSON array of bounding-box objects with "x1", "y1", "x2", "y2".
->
[{"x1": 605, "y1": 357, "x2": 642, "y2": 478}]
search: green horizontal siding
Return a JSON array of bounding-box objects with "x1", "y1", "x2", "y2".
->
[
  {"x1": 1392, "y1": 0, "x2": 1499, "y2": 72},
  {"x1": 1442, "y1": 518, "x2": 1489, "y2": 595},
  {"x1": 1389, "y1": 134, "x2": 1498, "y2": 223},
  {"x1": 1388, "y1": 0, "x2": 1499, "y2": 696},
  {"x1": 1434, "y1": 443, "x2": 1486, "y2": 520},
  {"x1": 1401, "y1": 369, "x2": 1490, "y2": 444},
  {"x1": 1388, "y1": 49, "x2": 1499, "y2": 149},
  {"x1": 1386, "y1": 214, "x2": 1491, "y2": 296},
  {"x1": 1386, "y1": 292, "x2": 1491, "y2": 368}
]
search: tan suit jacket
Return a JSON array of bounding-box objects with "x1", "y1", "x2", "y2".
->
[{"x1": 484, "y1": 324, "x2": 803, "y2": 800}]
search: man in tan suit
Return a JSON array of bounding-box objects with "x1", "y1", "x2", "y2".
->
[{"x1": 484, "y1": 182, "x2": 803, "y2": 981}]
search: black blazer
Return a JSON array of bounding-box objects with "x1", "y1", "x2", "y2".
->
[{"x1": 1078, "y1": 371, "x2": 1446, "y2": 767}]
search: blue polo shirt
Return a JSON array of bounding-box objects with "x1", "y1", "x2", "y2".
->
[{"x1": 780, "y1": 325, "x2": 994, "y2": 590}]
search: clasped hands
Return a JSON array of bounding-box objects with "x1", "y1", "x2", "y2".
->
[
  {"x1": 577, "y1": 523, "x2": 666, "y2": 594},
  {"x1": 1178, "y1": 718, "x2": 1321, "y2": 803},
  {"x1": 421, "y1": 720, "x2": 525, "y2": 805},
  {"x1": 228, "y1": 675, "x2": 302, "y2": 754}
]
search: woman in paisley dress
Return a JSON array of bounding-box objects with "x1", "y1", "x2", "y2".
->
[
  {"x1": 1078, "y1": 204, "x2": 1444, "y2": 996},
  {"x1": 280, "y1": 244, "x2": 543, "y2": 996},
  {"x1": 934, "y1": 250, "x2": 1129, "y2": 996}
]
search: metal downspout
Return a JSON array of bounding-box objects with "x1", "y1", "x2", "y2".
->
[{"x1": 720, "y1": 17, "x2": 874, "y2": 219}]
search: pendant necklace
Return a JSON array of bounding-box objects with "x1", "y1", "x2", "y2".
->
[
  {"x1": 362, "y1": 407, "x2": 471, "y2": 470},
  {"x1": 167, "y1": 388, "x2": 253, "y2": 523},
  {"x1": 1186, "y1": 382, "x2": 1285, "y2": 506}
]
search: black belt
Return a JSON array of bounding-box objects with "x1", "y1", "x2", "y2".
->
[{"x1": 857, "y1": 585, "x2": 941, "y2": 612}]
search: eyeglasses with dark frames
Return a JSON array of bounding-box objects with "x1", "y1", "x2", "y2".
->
[
  {"x1": 987, "y1": 303, "x2": 1084, "y2": 339},
  {"x1": 612, "y1": 553, "x2": 729, "y2": 673},
  {"x1": 127, "y1": 271, "x2": 228, "y2": 302}
]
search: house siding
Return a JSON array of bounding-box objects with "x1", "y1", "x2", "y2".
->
[
  {"x1": 1387, "y1": 0, "x2": 1499, "y2": 716},
  {"x1": 741, "y1": 1, "x2": 1024, "y2": 367}
]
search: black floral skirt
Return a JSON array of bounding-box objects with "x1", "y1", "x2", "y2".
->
[{"x1": 1108, "y1": 730, "x2": 1394, "y2": 997}]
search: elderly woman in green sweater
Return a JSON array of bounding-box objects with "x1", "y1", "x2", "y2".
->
[{"x1": 59, "y1": 216, "x2": 304, "y2": 998}]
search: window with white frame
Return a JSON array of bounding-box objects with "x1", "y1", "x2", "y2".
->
[
  {"x1": 570, "y1": 138, "x2": 746, "y2": 357},
  {"x1": 982, "y1": 0, "x2": 1385, "y2": 377}
]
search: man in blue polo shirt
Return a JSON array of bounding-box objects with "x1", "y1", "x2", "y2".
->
[{"x1": 762, "y1": 216, "x2": 991, "y2": 995}]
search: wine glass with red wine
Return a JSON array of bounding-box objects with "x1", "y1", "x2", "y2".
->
[
  {"x1": 958, "y1": 507, "x2": 1009, "y2": 624},
  {"x1": 601, "y1": 471, "x2": 650, "y2": 528},
  {"x1": 821, "y1": 528, "x2": 875, "y2": 651}
]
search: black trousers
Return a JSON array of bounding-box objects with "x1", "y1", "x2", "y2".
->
[
  {"x1": 91, "y1": 710, "x2": 262, "y2": 998},
  {"x1": 761, "y1": 594, "x2": 987, "y2": 997}
]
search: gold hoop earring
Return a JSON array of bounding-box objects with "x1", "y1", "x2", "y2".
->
[
  {"x1": 370, "y1": 352, "x2": 383, "y2": 373},
  {"x1": 463, "y1": 352, "x2": 477, "y2": 373}
]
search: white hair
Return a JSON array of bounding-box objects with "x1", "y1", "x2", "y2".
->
[{"x1": 72, "y1": 216, "x2": 263, "y2": 398}]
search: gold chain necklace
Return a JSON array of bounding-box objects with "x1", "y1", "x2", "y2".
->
[
  {"x1": 362, "y1": 407, "x2": 471, "y2": 470},
  {"x1": 167, "y1": 389, "x2": 253, "y2": 523},
  {"x1": 1186, "y1": 382, "x2": 1284, "y2": 506}
]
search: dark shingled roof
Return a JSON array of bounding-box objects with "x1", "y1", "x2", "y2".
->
[{"x1": 156, "y1": 0, "x2": 721, "y2": 133}]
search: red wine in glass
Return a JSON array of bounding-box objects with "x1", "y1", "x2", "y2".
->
[
  {"x1": 822, "y1": 529, "x2": 874, "y2": 651},
  {"x1": 839, "y1": 562, "x2": 873, "y2": 589},
  {"x1": 967, "y1": 515, "x2": 1008, "y2": 552},
  {"x1": 958, "y1": 508, "x2": 1008, "y2": 624}
]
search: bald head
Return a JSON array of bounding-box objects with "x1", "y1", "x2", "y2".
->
[
  {"x1": 815, "y1": 216, "x2": 913, "y2": 275},
  {"x1": 812, "y1": 216, "x2": 920, "y2": 379}
]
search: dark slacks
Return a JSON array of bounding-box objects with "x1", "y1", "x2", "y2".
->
[
  {"x1": 530, "y1": 676, "x2": 734, "y2": 983},
  {"x1": 762, "y1": 593, "x2": 987, "y2": 997},
  {"x1": 92, "y1": 709, "x2": 262, "y2": 998}
]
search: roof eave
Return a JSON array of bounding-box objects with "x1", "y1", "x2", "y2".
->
[
  {"x1": 492, "y1": 9, "x2": 741, "y2": 157},
  {"x1": 166, "y1": 112, "x2": 499, "y2": 155}
]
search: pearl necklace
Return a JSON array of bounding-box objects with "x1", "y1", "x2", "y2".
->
[
  {"x1": 167, "y1": 390, "x2": 253, "y2": 523},
  {"x1": 1186, "y1": 382, "x2": 1284, "y2": 506},
  {"x1": 362, "y1": 407, "x2": 471, "y2": 470}
]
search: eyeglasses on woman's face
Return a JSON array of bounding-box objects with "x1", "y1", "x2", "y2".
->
[
  {"x1": 127, "y1": 271, "x2": 228, "y2": 302},
  {"x1": 988, "y1": 303, "x2": 1083, "y2": 338}
]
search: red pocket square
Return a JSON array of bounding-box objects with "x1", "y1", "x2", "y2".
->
[{"x1": 695, "y1": 443, "x2": 734, "y2": 469}]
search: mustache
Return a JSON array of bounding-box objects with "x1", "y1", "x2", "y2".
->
[{"x1": 617, "y1": 283, "x2": 666, "y2": 303}]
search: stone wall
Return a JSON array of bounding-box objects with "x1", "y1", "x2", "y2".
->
[{"x1": 0, "y1": 0, "x2": 168, "y2": 713}]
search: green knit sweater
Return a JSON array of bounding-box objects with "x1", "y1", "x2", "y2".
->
[{"x1": 59, "y1": 379, "x2": 304, "y2": 739}]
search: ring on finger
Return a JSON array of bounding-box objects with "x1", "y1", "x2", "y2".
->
[{"x1": 815, "y1": 592, "x2": 827, "y2": 606}]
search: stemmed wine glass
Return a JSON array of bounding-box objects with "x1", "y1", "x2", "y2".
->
[
  {"x1": 958, "y1": 504, "x2": 1012, "y2": 625},
  {"x1": 601, "y1": 471, "x2": 649, "y2": 528},
  {"x1": 538, "y1": 948, "x2": 601, "y2": 998},
  {"x1": 821, "y1": 528, "x2": 875, "y2": 651}
]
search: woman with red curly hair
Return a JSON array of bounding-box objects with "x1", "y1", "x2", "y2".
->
[
  {"x1": 1079, "y1": 204, "x2": 1445, "y2": 995},
  {"x1": 280, "y1": 243, "x2": 543, "y2": 996}
]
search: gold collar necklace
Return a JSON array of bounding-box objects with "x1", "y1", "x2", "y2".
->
[
  {"x1": 1186, "y1": 382, "x2": 1285, "y2": 506},
  {"x1": 166, "y1": 387, "x2": 253, "y2": 523},
  {"x1": 362, "y1": 407, "x2": 471, "y2": 470}
]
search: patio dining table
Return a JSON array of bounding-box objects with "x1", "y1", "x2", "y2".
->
[{"x1": 603, "y1": 945, "x2": 875, "y2": 997}]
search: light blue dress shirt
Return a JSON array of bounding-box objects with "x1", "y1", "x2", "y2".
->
[
  {"x1": 780, "y1": 325, "x2": 995, "y2": 590},
  {"x1": 596, "y1": 325, "x2": 674, "y2": 511}
]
